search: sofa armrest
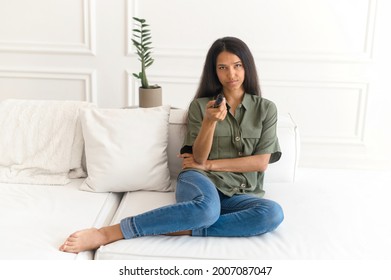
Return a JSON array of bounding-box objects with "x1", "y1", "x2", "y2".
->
[{"x1": 264, "y1": 114, "x2": 300, "y2": 183}]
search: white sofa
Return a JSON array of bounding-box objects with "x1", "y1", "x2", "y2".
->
[
  {"x1": 2, "y1": 101, "x2": 390, "y2": 260},
  {"x1": 0, "y1": 101, "x2": 299, "y2": 260}
]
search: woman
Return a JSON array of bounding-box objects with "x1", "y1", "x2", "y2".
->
[{"x1": 59, "y1": 37, "x2": 283, "y2": 253}]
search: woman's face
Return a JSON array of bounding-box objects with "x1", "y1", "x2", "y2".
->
[{"x1": 215, "y1": 51, "x2": 245, "y2": 94}]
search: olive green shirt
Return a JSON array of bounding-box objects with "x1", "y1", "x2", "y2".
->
[{"x1": 181, "y1": 93, "x2": 281, "y2": 197}]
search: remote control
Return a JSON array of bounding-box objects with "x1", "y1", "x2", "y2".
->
[{"x1": 213, "y1": 93, "x2": 224, "y2": 108}]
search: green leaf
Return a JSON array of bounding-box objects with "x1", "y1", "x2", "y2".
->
[
  {"x1": 143, "y1": 36, "x2": 152, "y2": 42},
  {"x1": 132, "y1": 17, "x2": 145, "y2": 23},
  {"x1": 131, "y1": 17, "x2": 157, "y2": 88},
  {"x1": 145, "y1": 61, "x2": 154, "y2": 68},
  {"x1": 145, "y1": 56, "x2": 154, "y2": 62},
  {"x1": 145, "y1": 57, "x2": 154, "y2": 64}
]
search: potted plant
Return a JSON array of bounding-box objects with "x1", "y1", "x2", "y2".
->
[{"x1": 131, "y1": 17, "x2": 162, "y2": 108}]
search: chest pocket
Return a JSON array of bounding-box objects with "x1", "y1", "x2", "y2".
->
[
  {"x1": 209, "y1": 121, "x2": 234, "y2": 159},
  {"x1": 209, "y1": 121, "x2": 263, "y2": 159},
  {"x1": 242, "y1": 119, "x2": 264, "y2": 155},
  {"x1": 241, "y1": 129, "x2": 262, "y2": 155}
]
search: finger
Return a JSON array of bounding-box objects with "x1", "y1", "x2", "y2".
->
[
  {"x1": 206, "y1": 100, "x2": 216, "y2": 108},
  {"x1": 178, "y1": 153, "x2": 192, "y2": 158},
  {"x1": 217, "y1": 108, "x2": 227, "y2": 120},
  {"x1": 220, "y1": 98, "x2": 227, "y2": 108}
]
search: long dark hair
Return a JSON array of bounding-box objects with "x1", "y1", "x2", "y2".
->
[{"x1": 193, "y1": 37, "x2": 261, "y2": 100}]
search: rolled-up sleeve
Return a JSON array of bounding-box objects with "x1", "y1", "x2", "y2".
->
[
  {"x1": 253, "y1": 101, "x2": 282, "y2": 163},
  {"x1": 181, "y1": 100, "x2": 203, "y2": 152}
]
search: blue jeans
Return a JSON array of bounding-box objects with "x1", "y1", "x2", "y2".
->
[{"x1": 120, "y1": 170, "x2": 284, "y2": 238}]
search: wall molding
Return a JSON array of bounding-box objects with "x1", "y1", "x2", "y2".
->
[
  {"x1": 0, "y1": 68, "x2": 97, "y2": 102},
  {"x1": 126, "y1": 0, "x2": 377, "y2": 62},
  {"x1": 262, "y1": 79, "x2": 369, "y2": 146},
  {"x1": 125, "y1": 0, "x2": 137, "y2": 56},
  {"x1": 0, "y1": 0, "x2": 96, "y2": 55}
]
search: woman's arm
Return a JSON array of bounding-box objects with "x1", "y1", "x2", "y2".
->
[
  {"x1": 192, "y1": 99, "x2": 227, "y2": 164},
  {"x1": 179, "y1": 153, "x2": 271, "y2": 173}
]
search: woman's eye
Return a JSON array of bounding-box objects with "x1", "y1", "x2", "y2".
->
[{"x1": 235, "y1": 64, "x2": 242, "y2": 68}]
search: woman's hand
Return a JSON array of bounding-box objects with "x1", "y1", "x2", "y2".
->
[
  {"x1": 204, "y1": 98, "x2": 227, "y2": 122},
  {"x1": 178, "y1": 153, "x2": 209, "y2": 171}
]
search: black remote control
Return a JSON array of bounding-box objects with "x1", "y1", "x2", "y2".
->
[{"x1": 213, "y1": 93, "x2": 224, "y2": 108}]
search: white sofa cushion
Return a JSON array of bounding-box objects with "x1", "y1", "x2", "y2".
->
[
  {"x1": 0, "y1": 99, "x2": 92, "y2": 185},
  {"x1": 79, "y1": 105, "x2": 172, "y2": 193},
  {"x1": 0, "y1": 179, "x2": 122, "y2": 260}
]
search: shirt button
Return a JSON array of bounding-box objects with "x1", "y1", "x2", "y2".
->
[
  {"x1": 238, "y1": 152, "x2": 243, "y2": 156},
  {"x1": 240, "y1": 183, "x2": 246, "y2": 188},
  {"x1": 235, "y1": 136, "x2": 241, "y2": 142}
]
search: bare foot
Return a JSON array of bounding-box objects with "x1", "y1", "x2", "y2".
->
[{"x1": 59, "y1": 225, "x2": 123, "y2": 253}]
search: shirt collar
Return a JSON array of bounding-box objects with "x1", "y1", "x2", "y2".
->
[
  {"x1": 241, "y1": 93, "x2": 252, "y2": 110},
  {"x1": 223, "y1": 93, "x2": 252, "y2": 110}
]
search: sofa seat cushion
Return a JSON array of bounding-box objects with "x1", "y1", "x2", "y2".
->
[
  {"x1": 0, "y1": 179, "x2": 122, "y2": 260},
  {"x1": 95, "y1": 168, "x2": 391, "y2": 260},
  {"x1": 95, "y1": 190, "x2": 279, "y2": 260},
  {"x1": 95, "y1": 190, "x2": 290, "y2": 260}
]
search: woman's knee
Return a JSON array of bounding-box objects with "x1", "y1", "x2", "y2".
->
[
  {"x1": 194, "y1": 198, "x2": 221, "y2": 227},
  {"x1": 254, "y1": 199, "x2": 284, "y2": 234},
  {"x1": 269, "y1": 201, "x2": 284, "y2": 230},
  {"x1": 184, "y1": 185, "x2": 220, "y2": 228},
  {"x1": 176, "y1": 170, "x2": 221, "y2": 227},
  {"x1": 176, "y1": 170, "x2": 213, "y2": 201}
]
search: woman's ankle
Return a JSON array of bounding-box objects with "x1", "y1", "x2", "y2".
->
[{"x1": 98, "y1": 224, "x2": 124, "y2": 244}]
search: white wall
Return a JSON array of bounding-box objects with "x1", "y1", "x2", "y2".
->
[{"x1": 0, "y1": 0, "x2": 390, "y2": 170}]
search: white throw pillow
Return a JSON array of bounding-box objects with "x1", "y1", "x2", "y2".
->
[
  {"x1": 0, "y1": 99, "x2": 92, "y2": 185},
  {"x1": 79, "y1": 105, "x2": 172, "y2": 192}
]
